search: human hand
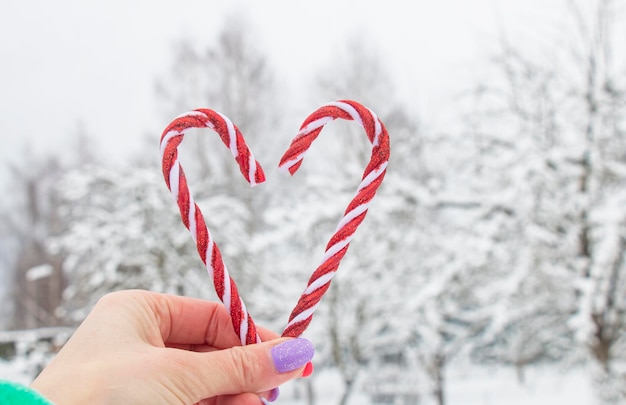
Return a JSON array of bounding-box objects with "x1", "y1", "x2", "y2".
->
[{"x1": 30, "y1": 290, "x2": 314, "y2": 404}]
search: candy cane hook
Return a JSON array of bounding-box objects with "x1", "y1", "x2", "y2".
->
[{"x1": 279, "y1": 100, "x2": 390, "y2": 338}]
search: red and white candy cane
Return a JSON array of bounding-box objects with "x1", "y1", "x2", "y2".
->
[
  {"x1": 279, "y1": 100, "x2": 390, "y2": 338},
  {"x1": 160, "y1": 109, "x2": 265, "y2": 345}
]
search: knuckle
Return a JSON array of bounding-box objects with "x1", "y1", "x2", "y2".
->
[
  {"x1": 97, "y1": 289, "x2": 149, "y2": 306},
  {"x1": 96, "y1": 290, "x2": 129, "y2": 307},
  {"x1": 98, "y1": 289, "x2": 128, "y2": 301},
  {"x1": 227, "y1": 346, "x2": 264, "y2": 389}
]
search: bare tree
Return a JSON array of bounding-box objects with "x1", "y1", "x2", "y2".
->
[
  {"x1": 2, "y1": 153, "x2": 66, "y2": 329},
  {"x1": 154, "y1": 12, "x2": 281, "y2": 311},
  {"x1": 0, "y1": 122, "x2": 100, "y2": 330},
  {"x1": 156, "y1": 13, "x2": 278, "y2": 182}
]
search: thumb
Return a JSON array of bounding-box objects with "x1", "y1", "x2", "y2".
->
[{"x1": 166, "y1": 337, "x2": 314, "y2": 403}]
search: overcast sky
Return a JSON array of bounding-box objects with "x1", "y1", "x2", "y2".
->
[{"x1": 0, "y1": 0, "x2": 565, "y2": 185}]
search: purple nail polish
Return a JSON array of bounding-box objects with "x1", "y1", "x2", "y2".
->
[
  {"x1": 267, "y1": 387, "x2": 280, "y2": 402},
  {"x1": 270, "y1": 338, "x2": 315, "y2": 373}
]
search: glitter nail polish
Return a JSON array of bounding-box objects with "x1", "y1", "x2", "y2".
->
[{"x1": 270, "y1": 338, "x2": 315, "y2": 373}]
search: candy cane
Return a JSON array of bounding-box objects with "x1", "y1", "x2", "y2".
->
[
  {"x1": 160, "y1": 109, "x2": 265, "y2": 345},
  {"x1": 279, "y1": 100, "x2": 390, "y2": 338}
]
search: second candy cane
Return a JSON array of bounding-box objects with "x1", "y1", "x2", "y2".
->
[{"x1": 279, "y1": 100, "x2": 390, "y2": 338}]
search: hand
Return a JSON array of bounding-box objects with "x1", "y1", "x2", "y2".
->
[{"x1": 30, "y1": 290, "x2": 314, "y2": 404}]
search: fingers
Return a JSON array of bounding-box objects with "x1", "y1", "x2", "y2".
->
[
  {"x1": 99, "y1": 290, "x2": 282, "y2": 350},
  {"x1": 94, "y1": 290, "x2": 313, "y2": 403},
  {"x1": 140, "y1": 291, "x2": 280, "y2": 348},
  {"x1": 147, "y1": 291, "x2": 244, "y2": 348},
  {"x1": 166, "y1": 326, "x2": 280, "y2": 352},
  {"x1": 160, "y1": 337, "x2": 314, "y2": 403},
  {"x1": 256, "y1": 326, "x2": 281, "y2": 342}
]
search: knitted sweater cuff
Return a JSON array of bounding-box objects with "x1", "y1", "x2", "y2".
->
[{"x1": 0, "y1": 380, "x2": 53, "y2": 405}]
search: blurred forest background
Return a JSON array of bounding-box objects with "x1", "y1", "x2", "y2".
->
[{"x1": 1, "y1": 0, "x2": 626, "y2": 404}]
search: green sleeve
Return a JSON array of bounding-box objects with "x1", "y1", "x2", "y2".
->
[{"x1": 0, "y1": 380, "x2": 53, "y2": 405}]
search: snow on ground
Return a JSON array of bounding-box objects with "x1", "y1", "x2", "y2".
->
[
  {"x1": 278, "y1": 365, "x2": 594, "y2": 405},
  {"x1": 0, "y1": 358, "x2": 36, "y2": 386},
  {"x1": 445, "y1": 366, "x2": 593, "y2": 405}
]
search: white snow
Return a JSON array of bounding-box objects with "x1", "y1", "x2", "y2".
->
[{"x1": 279, "y1": 364, "x2": 593, "y2": 405}]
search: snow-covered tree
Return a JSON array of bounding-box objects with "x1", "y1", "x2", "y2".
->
[
  {"x1": 461, "y1": 0, "x2": 626, "y2": 401},
  {"x1": 51, "y1": 166, "x2": 211, "y2": 322}
]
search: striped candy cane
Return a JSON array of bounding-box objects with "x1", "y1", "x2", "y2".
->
[
  {"x1": 160, "y1": 109, "x2": 265, "y2": 345},
  {"x1": 279, "y1": 100, "x2": 390, "y2": 338}
]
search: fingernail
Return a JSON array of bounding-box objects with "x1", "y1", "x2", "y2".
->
[
  {"x1": 259, "y1": 387, "x2": 280, "y2": 404},
  {"x1": 267, "y1": 387, "x2": 280, "y2": 402},
  {"x1": 270, "y1": 338, "x2": 314, "y2": 373},
  {"x1": 301, "y1": 361, "x2": 314, "y2": 378}
]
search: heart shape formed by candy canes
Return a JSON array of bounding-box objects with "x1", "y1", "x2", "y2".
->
[{"x1": 160, "y1": 100, "x2": 390, "y2": 345}]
